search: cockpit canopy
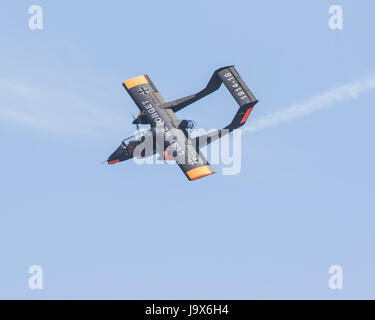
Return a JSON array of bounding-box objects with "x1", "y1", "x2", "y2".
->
[{"x1": 116, "y1": 132, "x2": 147, "y2": 155}]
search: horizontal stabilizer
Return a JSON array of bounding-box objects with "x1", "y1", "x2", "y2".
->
[{"x1": 160, "y1": 66, "x2": 258, "y2": 131}]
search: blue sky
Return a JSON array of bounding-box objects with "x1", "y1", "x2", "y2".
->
[{"x1": 1, "y1": 0, "x2": 375, "y2": 299}]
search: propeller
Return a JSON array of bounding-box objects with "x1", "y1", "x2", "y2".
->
[{"x1": 132, "y1": 113, "x2": 140, "y2": 131}]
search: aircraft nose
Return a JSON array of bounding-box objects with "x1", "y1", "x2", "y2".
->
[{"x1": 106, "y1": 153, "x2": 120, "y2": 165}]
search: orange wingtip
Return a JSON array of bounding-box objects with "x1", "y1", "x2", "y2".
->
[
  {"x1": 108, "y1": 159, "x2": 120, "y2": 164},
  {"x1": 186, "y1": 165, "x2": 214, "y2": 181},
  {"x1": 123, "y1": 75, "x2": 148, "y2": 89}
]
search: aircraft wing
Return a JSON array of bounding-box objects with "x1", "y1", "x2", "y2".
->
[
  {"x1": 122, "y1": 74, "x2": 167, "y2": 125},
  {"x1": 176, "y1": 148, "x2": 215, "y2": 181},
  {"x1": 163, "y1": 129, "x2": 215, "y2": 181}
]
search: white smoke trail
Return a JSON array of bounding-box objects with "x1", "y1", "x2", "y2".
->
[
  {"x1": 245, "y1": 74, "x2": 375, "y2": 133},
  {"x1": 0, "y1": 78, "x2": 127, "y2": 140},
  {"x1": 2, "y1": 73, "x2": 375, "y2": 139}
]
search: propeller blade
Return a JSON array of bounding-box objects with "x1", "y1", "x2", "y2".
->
[{"x1": 132, "y1": 113, "x2": 140, "y2": 131}]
